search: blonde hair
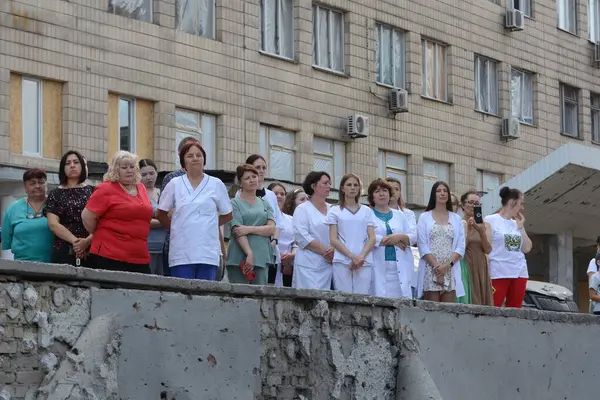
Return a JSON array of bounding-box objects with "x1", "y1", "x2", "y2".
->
[
  {"x1": 103, "y1": 151, "x2": 141, "y2": 183},
  {"x1": 338, "y1": 173, "x2": 362, "y2": 210}
]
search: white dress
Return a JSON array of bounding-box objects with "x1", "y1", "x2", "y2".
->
[
  {"x1": 292, "y1": 202, "x2": 332, "y2": 290},
  {"x1": 274, "y1": 213, "x2": 294, "y2": 287}
]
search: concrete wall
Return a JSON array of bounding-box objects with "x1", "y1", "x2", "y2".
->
[{"x1": 0, "y1": 260, "x2": 598, "y2": 400}]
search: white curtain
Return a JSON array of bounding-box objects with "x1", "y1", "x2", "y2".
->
[
  {"x1": 331, "y1": 11, "x2": 344, "y2": 71},
  {"x1": 475, "y1": 57, "x2": 484, "y2": 111},
  {"x1": 592, "y1": 107, "x2": 600, "y2": 142},
  {"x1": 380, "y1": 26, "x2": 392, "y2": 85},
  {"x1": 558, "y1": 0, "x2": 575, "y2": 32},
  {"x1": 510, "y1": 71, "x2": 522, "y2": 119},
  {"x1": 476, "y1": 58, "x2": 498, "y2": 114},
  {"x1": 590, "y1": 0, "x2": 599, "y2": 41},
  {"x1": 175, "y1": 0, "x2": 214, "y2": 38},
  {"x1": 522, "y1": 73, "x2": 533, "y2": 123},
  {"x1": 263, "y1": 0, "x2": 277, "y2": 53},
  {"x1": 437, "y1": 44, "x2": 446, "y2": 101},
  {"x1": 313, "y1": 158, "x2": 333, "y2": 179},
  {"x1": 423, "y1": 41, "x2": 435, "y2": 98},
  {"x1": 393, "y1": 29, "x2": 404, "y2": 87},
  {"x1": 317, "y1": 8, "x2": 328, "y2": 67},
  {"x1": 281, "y1": 0, "x2": 294, "y2": 58},
  {"x1": 110, "y1": 0, "x2": 151, "y2": 22}
]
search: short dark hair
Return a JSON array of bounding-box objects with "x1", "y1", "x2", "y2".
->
[
  {"x1": 23, "y1": 168, "x2": 47, "y2": 182},
  {"x1": 302, "y1": 171, "x2": 331, "y2": 196},
  {"x1": 246, "y1": 154, "x2": 267, "y2": 166},
  {"x1": 367, "y1": 179, "x2": 392, "y2": 207},
  {"x1": 236, "y1": 164, "x2": 259, "y2": 181},
  {"x1": 139, "y1": 158, "x2": 157, "y2": 170},
  {"x1": 425, "y1": 181, "x2": 453, "y2": 212},
  {"x1": 178, "y1": 136, "x2": 200, "y2": 153},
  {"x1": 179, "y1": 142, "x2": 207, "y2": 168},
  {"x1": 58, "y1": 150, "x2": 87, "y2": 185},
  {"x1": 499, "y1": 186, "x2": 522, "y2": 206}
]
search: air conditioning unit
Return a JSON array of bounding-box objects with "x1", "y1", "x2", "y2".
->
[
  {"x1": 347, "y1": 115, "x2": 370, "y2": 138},
  {"x1": 594, "y1": 42, "x2": 600, "y2": 64},
  {"x1": 505, "y1": 8, "x2": 524, "y2": 31},
  {"x1": 389, "y1": 89, "x2": 409, "y2": 113},
  {"x1": 501, "y1": 117, "x2": 521, "y2": 140}
]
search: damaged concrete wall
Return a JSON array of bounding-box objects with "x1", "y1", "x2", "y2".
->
[{"x1": 0, "y1": 260, "x2": 599, "y2": 400}]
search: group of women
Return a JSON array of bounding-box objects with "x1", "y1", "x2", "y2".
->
[{"x1": 0, "y1": 136, "x2": 533, "y2": 308}]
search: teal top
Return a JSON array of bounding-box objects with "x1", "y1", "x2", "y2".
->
[
  {"x1": 226, "y1": 197, "x2": 275, "y2": 268},
  {"x1": 373, "y1": 209, "x2": 396, "y2": 262},
  {"x1": 2, "y1": 198, "x2": 54, "y2": 262}
]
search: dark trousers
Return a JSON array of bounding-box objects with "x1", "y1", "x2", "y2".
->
[
  {"x1": 88, "y1": 254, "x2": 150, "y2": 274},
  {"x1": 52, "y1": 248, "x2": 89, "y2": 268}
]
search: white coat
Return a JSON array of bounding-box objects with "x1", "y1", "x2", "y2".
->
[
  {"x1": 370, "y1": 209, "x2": 415, "y2": 298},
  {"x1": 416, "y1": 211, "x2": 466, "y2": 297}
]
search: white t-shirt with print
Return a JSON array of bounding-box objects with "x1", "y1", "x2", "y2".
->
[
  {"x1": 484, "y1": 213, "x2": 528, "y2": 279},
  {"x1": 325, "y1": 205, "x2": 376, "y2": 265},
  {"x1": 158, "y1": 175, "x2": 232, "y2": 268}
]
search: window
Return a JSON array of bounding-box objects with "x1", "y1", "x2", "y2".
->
[
  {"x1": 510, "y1": 68, "x2": 534, "y2": 124},
  {"x1": 422, "y1": 39, "x2": 447, "y2": 101},
  {"x1": 312, "y1": 5, "x2": 344, "y2": 72},
  {"x1": 375, "y1": 24, "x2": 405, "y2": 88},
  {"x1": 590, "y1": 0, "x2": 600, "y2": 41},
  {"x1": 557, "y1": 0, "x2": 577, "y2": 33},
  {"x1": 312, "y1": 138, "x2": 345, "y2": 186},
  {"x1": 260, "y1": 0, "x2": 294, "y2": 59},
  {"x1": 476, "y1": 170, "x2": 502, "y2": 194},
  {"x1": 378, "y1": 151, "x2": 408, "y2": 201},
  {"x1": 512, "y1": 0, "x2": 532, "y2": 16},
  {"x1": 474, "y1": 56, "x2": 499, "y2": 115},
  {"x1": 22, "y1": 78, "x2": 42, "y2": 156},
  {"x1": 175, "y1": 109, "x2": 217, "y2": 169},
  {"x1": 118, "y1": 98, "x2": 135, "y2": 152},
  {"x1": 108, "y1": 0, "x2": 152, "y2": 23},
  {"x1": 259, "y1": 125, "x2": 295, "y2": 182},
  {"x1": 592, "y1": 93, "x2": 600, "y2": 142},
  {"x1": 175, "y1": 0, "x2": 216, "y2": 39},
  {"x1": 423, "y1": 160, "x2": 450, "y2": 205},
  {"x1": 560, "y1": 84, "x2": 579, "y2": 137}
]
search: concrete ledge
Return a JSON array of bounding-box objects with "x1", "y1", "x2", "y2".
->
[{"x1": 0, "y1": 259, "x2": 598, "y2": 325}]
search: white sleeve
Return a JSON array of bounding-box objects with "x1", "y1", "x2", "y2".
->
[
  {"x1": 405, "y1": 209, "x2": 417, "y2": 246},
  {"x1": 293, "y1": 206, "x2": 315, "y2": 249},
  {"x1": 157, "y1": 179, "x2": 175, "y2": 211},
  {"x1": 417, "y1": 213, "x2": 431, "y2": 258},
  {"x1": 324, "y1": 206, "x2": 339, "y2": 226},
  {"x1": 215, "y1": 180, "x2": 233, "y2": 215},
  {"x1": 587, "y1": 258, "x2": 598, "y2": 275}
]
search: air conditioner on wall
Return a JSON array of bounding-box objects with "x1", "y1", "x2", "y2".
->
[
  {"x1": 347, "y1": 115, "x2": 370, "y2": 139},
  {"x1": 389, "y1": 89, "x2": 409, "y2": 113},
  {"x1": 501, "y1": 117, "x2": 521, "y2": 140},
  {"x1": 505, "y1": 8, "x2": 525, "y2": 31}
]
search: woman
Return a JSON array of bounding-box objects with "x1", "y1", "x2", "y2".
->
[
  {"x1": 243, "y1": 155, "x2": 282, "y2": 284},
  {"x1": 2, "y1": 168, "x2": 54, "y2": 262},
  {"x1": 227, "y1": 164, "x2": 275, "y2": 285},
  {"x1": 46, "y1": 150, "x2": 94, "y2": 266},
  {"x1": 586, "y1": 236, "x2": 600, "y2": 278},
  {"x1": 326, "y1": 173, "x2": 376, "y2": 294},
  {"x1": 368, "y1": 179, "x2": 414, "y2": 298},
  {"x1": 140, "y1": 159, "x2": 167, "y2": 275},
  {"x1": 267, "y1": 182, "x2": 287, "y2": 212},
  {"x1": 276, "y1": 188, "x2": 309, "y2": 287},
  {"x1": 417, "y1": 181, "x2": 465, "y2": 303},
  {"x1": 82, "y1": 151, "x2": 154, "y2": 273},
  {"x1": 484, "y1": 186, "x2": 532, "y2": 308},
  {"x1": 457, "y1": 190, "x2": 493, "y2": 305},
  {"x1": 157, "y1": 142, "x2": 232, "y2": 280},
  {"x1": 451, "y1": 192, "x2": 462, "y2": 216},
  {"x1": 293, "y1": 172, "x2": 334, "y2": 290}
]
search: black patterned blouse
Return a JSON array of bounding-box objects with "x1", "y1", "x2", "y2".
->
[{"x1": 45, "y1": 186, "x2": 94, "y2": 252}]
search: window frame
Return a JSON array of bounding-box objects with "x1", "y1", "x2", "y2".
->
[
  {"x1": 474, "y1": 55, "x2": 499, "y2": 115},
  {"x1": 259, "y1": 125, "x2": 296, "y2": 182},
  {"x1": 591, "y1": 93, "x2": 600, "y2": 143},
  {"x1": 422, "y1": 159, "x2": 450, "y2": 206},
  {"x1": 421, "y1": 39, "x2": 448, "y2": 102},
  {"x1": 589, "y1": 0, "x2": 600, "y2": 41},
  {"x1": 557, "y1": 0, "x2": 577, "y2": 34},
  {"x1": 559, "y1": 83, "x2": 580, "y2": 137},
  {"x1": 175, "y1": 0, "x2": 217, "y2": 39},
  {"x1": 312, "y1": 137, "x2": 346, "y2": 187},
  {"x1": 476, "y1": 170, "x2": 502, "y2": 194},
  {"x1": 118, "y1": 97, "x2": 136, "y2": 153},
  {"x1": 260, "y1": 0, "x2": 295, "y2": 60},
  {"x1": 312, "y1": 4, "x2": 345, "y2": 73},
  {"x1": 175, "y1": 108, "x2": 217, "y2": 169},
  {"x1": 510, "y1": 68, "x2": 534, "y2": 125},
  {"x1": 108, "y1": 0, "x2": 153, "y2": 23},
  {"x1": 21, "y1": 77, "x2": 43, "y2": 157},
  {"x1": 375, "y1": 23, "x2": 406, "y2": 89},
  {"x1": 378, "y1": 150, "x2": 408, "y2": 202},
  {"x1": 512, "y1": 0, "x2": 532, "y2": 17}
]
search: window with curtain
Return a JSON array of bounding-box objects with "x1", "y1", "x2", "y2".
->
[
  {"x1": 474, "y1": 56, "x2": 498, "y2": 115},
  {"x1": 312, "y1": 5, "x2": 344, "y2": 72},
  {"x1": 422, "y1": 39, "x2": 447, "y2": 101},
  {"x1": 590, "y1": 0, "x2": 600, "y2": 41},
  {"x1": 108, "y1": 0, "x2": 153, "y2": 23},
  {"x1": 175, "y1": 108, "x2": 217, "y2": 169},
  {"x1": 476, "y1": 170, "x2": 502, "y2": 194},
  {"x1": 118, "y1": 98, "x2": 135, "y2": 152},
  {"x1": 422, "y1": 160, "x2": 450, "y2": 206},
  {"x1": 557, "y1": 0, "x2": 577, "y2": 33},
  {"x1": 375, "y1": 24, "x2": 405, "y2": 88},
  {"x1": 260, "y1": 0, "x2": 294, "y2": 59},
  {"x1": 512, "y1": 0, "x2": 532, "y2": 16},
  {"x1": 22, "y1": 78, "x2": 42, "y2": 156},
  {"x1": 378, "y1": 151, "x2": 408, "y2": 201},
  {"x1": 259, "y1": 125, "x2": 295, "y2": 182},
  {"x1": 560, "y1": 84, "x2": 579, "y2": 137},
  {"x1": 510, "y1": 68, "x2": 534, "y2": 124},
  {"x1": 175, "y1": 0, "x2": 216, "y2": 39},
  {"x1": 592, "y1": 93, "x2": 600, "y2": 142},
  {"x1": 312, "y1": 138, "x2": 345, "y2": 186}
]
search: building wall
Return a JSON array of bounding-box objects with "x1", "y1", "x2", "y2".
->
[{"x1": 1, "y1": 0, "x2": 600, "y2": 207}]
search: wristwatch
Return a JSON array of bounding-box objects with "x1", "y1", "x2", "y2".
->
[
  {"x1": 271, "y1": 238, "x2": 278, "y2": 245},
  {"x1": 449, "y1": 261, "x2": 455, "y2": 267}
]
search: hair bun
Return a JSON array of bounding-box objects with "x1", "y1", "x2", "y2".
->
[{"x1": 499, "y1": 186, "x2": 510, "y2": 199}]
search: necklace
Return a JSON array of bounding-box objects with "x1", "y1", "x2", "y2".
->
[
  {"x1": 119, "y1": 182, "x2": 137, "y2": 195},
  {"x1": 26, "y1": 198, "x2": 45, "y2": 219}
]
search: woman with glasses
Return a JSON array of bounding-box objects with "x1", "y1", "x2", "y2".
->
[
  {"x1": 2, "y1": 168, "x2": 54, "y2": 262},
  {"x1": 457, "y1": 191, "x2": 493, "y2": 305}
]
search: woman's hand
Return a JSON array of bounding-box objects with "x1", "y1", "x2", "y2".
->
[
  {"x1": 233, "y1": 226, "x2": 253, "y2": 238},
  {"x1": 468, "y1": 217, "x2": 486, "y2": 234},
  {"x1": 72, "y1": 238, "x2": 88, "y2": 258},
  {"x1": 381, "y1": 234, "x2": 408, "y2": 250},
  {"x1": 350, "y1": 255, "x2": 365, "y2": 270},
  {"x1": 515, "y1": 212, "x2": 525, "y2": 229},
  {"x1": 434, "y1": 262, "x2": 450, "y2": 282},
  {"x1": 324, "y1": 247, "x2": 334, "y2": 264},
  {"x1": 243, "y1": 253, "x2": 255, "y2": 274}
]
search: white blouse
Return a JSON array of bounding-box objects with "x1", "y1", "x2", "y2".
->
[{"x1": 293, "y1": 201, "x2": 331, "y2": 267}]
